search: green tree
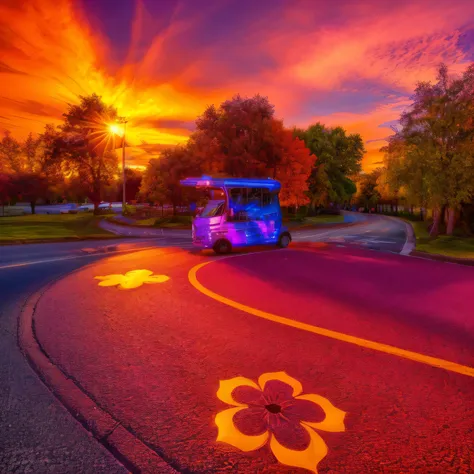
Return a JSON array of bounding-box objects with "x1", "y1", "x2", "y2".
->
[
  {"x1": 358, "y1": 169, "x2": 382, "y2": 211},
  {"x1": 383, "y1": 64, "x2": 474, "y2": 235},
  {"x1": 295, "y1": 123, "x2": 364, "y2": 208}
]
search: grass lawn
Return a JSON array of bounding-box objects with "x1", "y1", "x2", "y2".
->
[
  {"x1": 132, "y1": 216, "x2": 192, "y2": 228},
  {"x1": 284, "y1": 214, "x2": 345, "y2": 228},
  {"x1": 304, "y1": 215, "x2": 345, "y2": 224},
  {"x1": 407, "y1": 220, "x2": 474, "y2": 259},
  {"x1": 131, "y1": 214, "x2": 345, "y2": 229},
  {"x1": 0, "y1": 214, "x2": 116, "y2": 243}
]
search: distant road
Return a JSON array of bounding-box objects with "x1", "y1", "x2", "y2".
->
[{"x1": 100, "y1": 212, "x2": 411, "y2": 254}]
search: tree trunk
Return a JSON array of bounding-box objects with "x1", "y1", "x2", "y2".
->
[
  {"x1": 30, "y1": 201, "x2": 36, "y2": 215},
  {"x1": 440, "y1": 204, "x2": 447, "y2": 230},
  {"x1": 446, "y1": 208, "x2": 456, "y2": 235},
  {"x1": 430, "y1": 208, "x2": 440, "y2": 237},
  {"x1": 93, "y1": 201, "x2": 100, "y2": 214}
]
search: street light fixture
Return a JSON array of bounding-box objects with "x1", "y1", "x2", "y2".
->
[{"x1": 110, "y1": 118, "x2": 128, "y2": 211}]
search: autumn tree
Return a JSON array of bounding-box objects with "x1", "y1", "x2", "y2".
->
[
  {"x1": 0, "y1": 127, "x2": 65, "y2": 213},
  {"x1": 140, "y1": 145, "x2": 201, "y2": 214},
  {"x1": 268, "y1": 121, "x2": 312, "y2": 207},
  {"x1": 53, "y1": 94, "x2": 119, "y2": 212},
  {"x1": 0, "y1": 131, "x2": 22, "y2": 173},
  {"x1": 0, "y1": 173, "x2": 13, "y2": 215},
  {"x1": 140, "y1": 94, "x2": 314, "y2": 210},
  {"x1": 191, "y1": 94, "x2": 285, "y2": 177},
  {"x1": 139, "y1": 159, "x2": 168, "y2": 206},
  {"x1": 10, "y1": 173, "x2": 50, "y2": 214},
  {"x1": 118, "y1": 168, "x2": 142, "y2": 203}
]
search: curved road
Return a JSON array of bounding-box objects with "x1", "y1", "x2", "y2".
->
[{"x1": 1, "y1": 216, "x2": 472, "y2": 473}]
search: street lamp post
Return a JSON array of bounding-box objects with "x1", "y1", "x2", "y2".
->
[{"x1": 117, "y1": 118, "x2": 128, "y2": 211}]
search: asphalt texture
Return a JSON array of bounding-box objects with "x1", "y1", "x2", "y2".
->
[
  {"x1": 31, "y1": 246, "x2": 474, "y2": 473},
  {"x1": 0, "y1": 237, "x2": 195, "y2": 474},
  {"x1": 100, "y1": 212, "x2": 408, "y2": 254},
  {"x1": 0, "y1": 258, "x2": 128, "y2": 474},
  {"x1": 1, "y1": 215, "x2": 472, "y2": 473},
  {"x1": 291, "y1": 214, "x2": 408, "y2": 253}
]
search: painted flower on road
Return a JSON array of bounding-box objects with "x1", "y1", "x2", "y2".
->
[
  {"x1": 94, "y1": 270, "x2": 169, "y2": 290},
  {"x1": 215, "y1": 371, "x2": 345, "y2": 473}
]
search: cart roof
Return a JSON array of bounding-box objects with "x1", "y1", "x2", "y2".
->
[{"x1": 180, "y1": 176, "x2": 281, "y2": 191}]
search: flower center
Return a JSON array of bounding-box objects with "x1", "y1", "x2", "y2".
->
[{"x1": 265, "y1": 403, "x2": 282, "y2": 414}]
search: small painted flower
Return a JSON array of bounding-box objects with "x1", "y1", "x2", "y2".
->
[
  {"x1": 94, "y1": 270, "x2": 169, "y2": 289},
  {"x1": 215, "y1": 371, "x2": 346, "y2": 473}
]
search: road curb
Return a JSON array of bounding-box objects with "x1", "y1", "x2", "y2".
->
[
  {"x1": 410, "y1": 250, "x2": 474, "y2": 267},
  {"x1": 18, "y1": 281, "x2": 178, "y2": 473}
]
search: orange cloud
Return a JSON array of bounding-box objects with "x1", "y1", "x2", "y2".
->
[{"x1": 0, "y1": 0, "x2": 473, "y2": 171}]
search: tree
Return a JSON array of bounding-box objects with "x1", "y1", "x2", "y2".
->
[
  {"x1": 383, "y1": 64, "x2": 474, "y2": 235},
  {"x1": 0, "y1": 173, "x2": 13, "y2": 215},
  {"x1": 139, "y1": 159, "x2": 168, "y2": 206},
  {"x1": 358, "y1": 169, "x2": 382, "y2": 211},
  {"x1": 0, "y1": 131, "x2": 22, "y2": 173},
  {"x1": 307, "y1": 164, "x2": 332, "y2": 209},
  {"x1": 295, "y1": 123, "x2": 364, "y2": 208},
  {"x1": 22, "y1": 133, "x2": 40, "y2": 172},
  {"x1": 191, "y1": 94, "x2": 292, "y2": 177},
  {"x1": 118, "y1": 168, "x2": 142, "y2": 203},
  {"x1": 270, "y1": 124, "x2": 312, "y2": 207},
  {"x1": 11, "y1": 172, "x2": 50, "y2": 214},
  {"x1": 140, "y1": 145, "x2": 202, "y2": 214},
  {"x1": 53, "y1": 94, "x2": 119, "y2": 212}
]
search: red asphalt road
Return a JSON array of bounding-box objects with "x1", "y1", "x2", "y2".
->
[{"x1": 33, "y1": 246, "x2": 473, "y2": 473}]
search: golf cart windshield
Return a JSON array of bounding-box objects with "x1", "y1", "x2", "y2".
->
[{"x1": 200, "y1": 200, "x2": 225, "y2": 217}]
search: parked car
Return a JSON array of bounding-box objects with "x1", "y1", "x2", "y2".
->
[
  {"x1": 78, "y1": 204, "x2": 94, "y2": 212},
  {"x1": 60, "y1": 203, "x2": 78, "y2": 214}
]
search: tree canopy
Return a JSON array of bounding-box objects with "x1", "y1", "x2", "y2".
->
[
  {"x1": 383, "y1": 63, "x2": 474, "y2": 234},
  {"x1": 294, "y1": 123, "x2": 364, "y2": 208}
]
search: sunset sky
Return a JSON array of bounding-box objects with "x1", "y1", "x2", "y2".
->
[{"x1": 1, "y1": 0, "x2": 473, "y2": 170}]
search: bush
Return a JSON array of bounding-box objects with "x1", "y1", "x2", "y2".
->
[
  {"x1": 123, "y1": 204, "x2": 136, "y2": 216},
  {"x1": 94, "y1": 208, "x2": 116, "y2": 216}
]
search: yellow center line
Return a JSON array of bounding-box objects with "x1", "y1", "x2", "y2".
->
[{"x1": 188, "y1": 260, "x2": 474, "y2": 378}]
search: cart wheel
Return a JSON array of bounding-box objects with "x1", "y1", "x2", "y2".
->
[
  {"x1": 277, "y1": 232, "x2": 291, "y2": 248},
  {"x1": 213, "y1": 239, "x2": 232, "y2": 255}
]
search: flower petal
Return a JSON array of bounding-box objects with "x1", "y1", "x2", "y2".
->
[
  {"x1": 119, "y1": 278, "x2": 145, "y2": 289},
  {"x1": 217, "y1": 376, "x2": 261, "y2": 407},
  {"x1": 232, "y1": 385, "x2": 266, "y2": 406},
  {"x1": 145, "y1": 275, "x2": 170, "y2": 284},
  {"x1": 125, "y1": 270, "x2": 153, "y2": 277},
  {"x1": 233, "y1": 406, "x2": 268, "y2": 436},
  {"x1": 296, "y1": 394, "x2": 346, "y2": 432},
  {"x1": 215, "y1": 407, "x2": 269, "y2": 452},
  {"x1": 95, "y1": 275, "x2": 124, "y2": 286},
  {"x1": 271, "y1": 416, "x2": 311, "y2": 451},
  {"x1": 282, "y1": 399, "x2": 326, "y2": 424},
  {"x1": 262, "y1": 380, "x2": 295, "y2": 404},
  {"x1": 269, "y1": 424, "x2": 328, "y2": 473},
  {"x1": 258, "y1": 372, "x2": 303, "y2": 397}
]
